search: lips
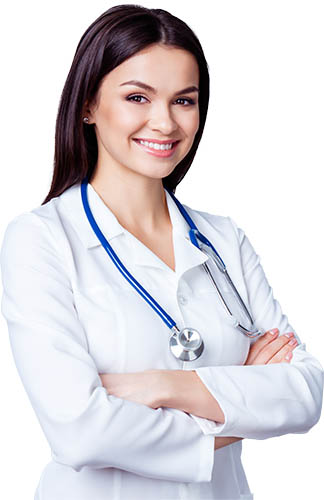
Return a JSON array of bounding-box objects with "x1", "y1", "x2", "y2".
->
[
  {"x1": 133, "y1": 138, "x2": 181, "y2": 157},
  {"x1": 133, "y1": 138, "x2": 180, "y2": 144}
]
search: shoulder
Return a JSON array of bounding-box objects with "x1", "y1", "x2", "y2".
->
[
  {"x1": 1, "y1": 203, "x2": 58, "y2": 251},
  {"x1": 0, "y1": 185, "x2": 77, "y2": 270},
  {"x1": 1, "y1": 182, "x2": 80, "y2": 245},
  {"x1": 0, "y1": 211, "x2": 58, "y2": 276},
  {"x1": 181, "y1": 202, "x2": 244, "y2": 244}
]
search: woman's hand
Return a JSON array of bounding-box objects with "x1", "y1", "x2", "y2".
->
[
  {"x1": 245, "y1": 328, "x2": 299, "y2": 365},
  {"x1": 99, "y1": 369, "x2": 166, "y2": 409}
]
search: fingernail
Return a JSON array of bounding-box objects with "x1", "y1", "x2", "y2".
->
[
  {"x1": 285, "y1": 351, "x2": 293, "y2": 361},
  {"x1": 289, "y1": 339, "x2": 297, "y2": 346},
  {"x1": 269, "y1": 328, "x2": 279, "y2": 335},
  {"x1": 284, "y1": 332, "x2": 294, "y2": 338}
]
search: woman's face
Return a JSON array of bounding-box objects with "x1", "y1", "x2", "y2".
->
[{"x1": 86, "y1": 43, "x2": 200, "y2": 182}]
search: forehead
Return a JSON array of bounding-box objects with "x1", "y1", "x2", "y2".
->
[{"x1": 101, "y1": 44, "x2": 199, "y2": 90}]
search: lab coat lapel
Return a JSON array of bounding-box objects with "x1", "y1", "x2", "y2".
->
[
  {"x1": 60, "y1": 182, "x2": 125, "y2": 249},
  {"x1": 60, "y1": 182, "x2": 209, "y2": 280},
  {"x1": 130, "y1": 188, "x2": 209, "y2": 278}
]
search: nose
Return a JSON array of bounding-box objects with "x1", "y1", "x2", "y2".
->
[{"x1": 148, "y1": 102, "x2": 178, "y2": 135}]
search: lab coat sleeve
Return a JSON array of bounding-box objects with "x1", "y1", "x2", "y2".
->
[
  {"x1": 0, "y1": 212, "x2": 215, "y2": 482},
  {"x1": 191, "y1": 216, "x2": 324, "y2": 439}
]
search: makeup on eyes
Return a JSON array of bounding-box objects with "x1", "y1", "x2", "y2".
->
[{"x1": 126, "y1": 94, "x2": 196, "y2": 105}]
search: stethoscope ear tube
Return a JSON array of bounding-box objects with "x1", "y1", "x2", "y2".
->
[
  {"x1": 81, "y1": 177, "x2": 177, "y2": 329},
  {"x1": 189, "y1": 228, "x2": 226, "y2": 271},
  {"x1": 187, "y1": 225, "x2": 263, "y2": 339}
]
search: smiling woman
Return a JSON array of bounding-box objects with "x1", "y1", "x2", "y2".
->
[
  {"x1": 82, "y1": 43, "x2": 200, "y2": 195},
  {"x1": 0, "y1": 3, "x2": 323, "y2": 500},
  {"x1": 40, "y1": 6, "x2": 210, "y2": 204}
]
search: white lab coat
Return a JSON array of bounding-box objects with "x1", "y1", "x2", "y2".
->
[{"x1": 0, "y1": 182, "x2": 323, "y2": 500}]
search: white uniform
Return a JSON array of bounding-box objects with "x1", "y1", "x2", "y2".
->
[{"x1": 1, "y1": 182, "x2": 323, "y2": 500}]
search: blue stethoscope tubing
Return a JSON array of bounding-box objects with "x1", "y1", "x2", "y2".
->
[{"x1": 81, "y1": 175, "x2": 262, "y2": 362}]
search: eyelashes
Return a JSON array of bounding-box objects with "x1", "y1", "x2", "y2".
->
[{"x1": 126, "y1": 94, "x2": 197, "y2": 106}]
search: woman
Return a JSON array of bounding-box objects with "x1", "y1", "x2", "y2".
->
[{"x1": 1, "y1": 4, "x2": 323, "y2": 500}]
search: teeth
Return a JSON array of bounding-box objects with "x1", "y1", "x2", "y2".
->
[{"x1": 138, "y1": 140, "x2": 174, "y2": 151}]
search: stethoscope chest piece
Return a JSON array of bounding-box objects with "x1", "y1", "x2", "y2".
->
[{"x1": 169, "y1": 327, "x2": 204, "y2": 361}]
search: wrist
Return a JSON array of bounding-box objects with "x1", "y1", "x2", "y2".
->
[
  {"x1": 162, "y1": 369, "x2": 197, "y2": 410},
  {"x1": 165, "y1": 369, "x2": 225, "y2": 423},
  {"x1": 150, "y1": 369, "x2": 175, "y2": 408}
]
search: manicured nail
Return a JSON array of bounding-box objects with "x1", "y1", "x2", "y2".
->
[
  {"x1": 269, "y1": 328, "x2": 279, "y2": 335},
  {"x1": 285, "y1": 351, "x2": 293, "y2": 361},
  {"x1": 288, "y1": 339, "x2": 297, "y2": 346},
  {"x1": 284, "y1": 332, "x2": 294, "y2": 338}
]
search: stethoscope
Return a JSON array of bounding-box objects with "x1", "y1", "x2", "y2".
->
[{"x1": 81, "y1": 176, "x2": 263, "y2": 362}]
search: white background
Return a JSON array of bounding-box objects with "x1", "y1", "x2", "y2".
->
[{"x1": 0, "y1": 1, "x2": 323, "y2": 498}]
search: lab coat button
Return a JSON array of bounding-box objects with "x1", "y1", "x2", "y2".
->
[{"x1": 178, "y1": 295, "x2": 188, "y2": 305}]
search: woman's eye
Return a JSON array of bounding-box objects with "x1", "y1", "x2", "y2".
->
[
  {"x1": 126, "y1": 95, "x2": 196, "y2": 106},
  {"x1": 126, "y1": 95, "x2": 147, "y2": 103},
  {"x1": 175, "y1": 97, "x2": 196, "y2": 106}
]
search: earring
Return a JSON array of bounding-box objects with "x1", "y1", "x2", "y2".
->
[{"x1": 83, "y1": 117, "x2": 89, "y2": 124}]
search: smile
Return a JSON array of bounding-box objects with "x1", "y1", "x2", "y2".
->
[{"x1": 132, "y1": 139, "x2": 180, "y2": 157}]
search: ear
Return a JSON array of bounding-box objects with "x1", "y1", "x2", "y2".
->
[{"x1": 83, "y1": 99, "x2": 95, "y2": 125}]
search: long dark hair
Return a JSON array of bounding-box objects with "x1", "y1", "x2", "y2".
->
[{"x1": 41, "y1": 4, "x2": 210, "y2": 205}]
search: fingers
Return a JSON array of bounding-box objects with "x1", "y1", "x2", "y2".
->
[
  {"x1": 253, "y1": 332, "x2": 298, "y2": 365},
  {"x1": 268, "y1": 336, "x2": 298, "y2": 364},
  {"x1": 246, "y1": 328, "x2": 280, "y2": 364}
]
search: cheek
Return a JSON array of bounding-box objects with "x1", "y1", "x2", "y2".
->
[
  {"x1": 182, "y1": 115, "x2": 199, "y2": 153},
  {"x1": 190, "y1": 110, "x2": 200, "y2": 135},
  {"x1": 179, "y1": 109, "x2": 199, "y2": 137},
  {"x1": 98, "y1": 100, "x2": 143, "y2": 137},
  {"x1": 117, "y1": 112, "x2": 143, "y2": 134}
]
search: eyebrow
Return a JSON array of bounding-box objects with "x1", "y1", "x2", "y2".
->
[{"x1": 119, "y1": 80, "x2": 199, "y2": 96}]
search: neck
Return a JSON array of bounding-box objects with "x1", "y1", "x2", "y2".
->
[{"x1": 89, "y1": 169, "x2": 171, "y2": 235}]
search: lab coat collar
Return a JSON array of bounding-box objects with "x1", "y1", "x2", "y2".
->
[
  {"x1": 60, "y1": 181, "x2": 209, "y2": 276},
  {"x1": 128, "y1": 187, "x2": 209, "y2": 276},
  {"x1": 60, "y1": 182, "x2": 125, "y2": 247}
]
